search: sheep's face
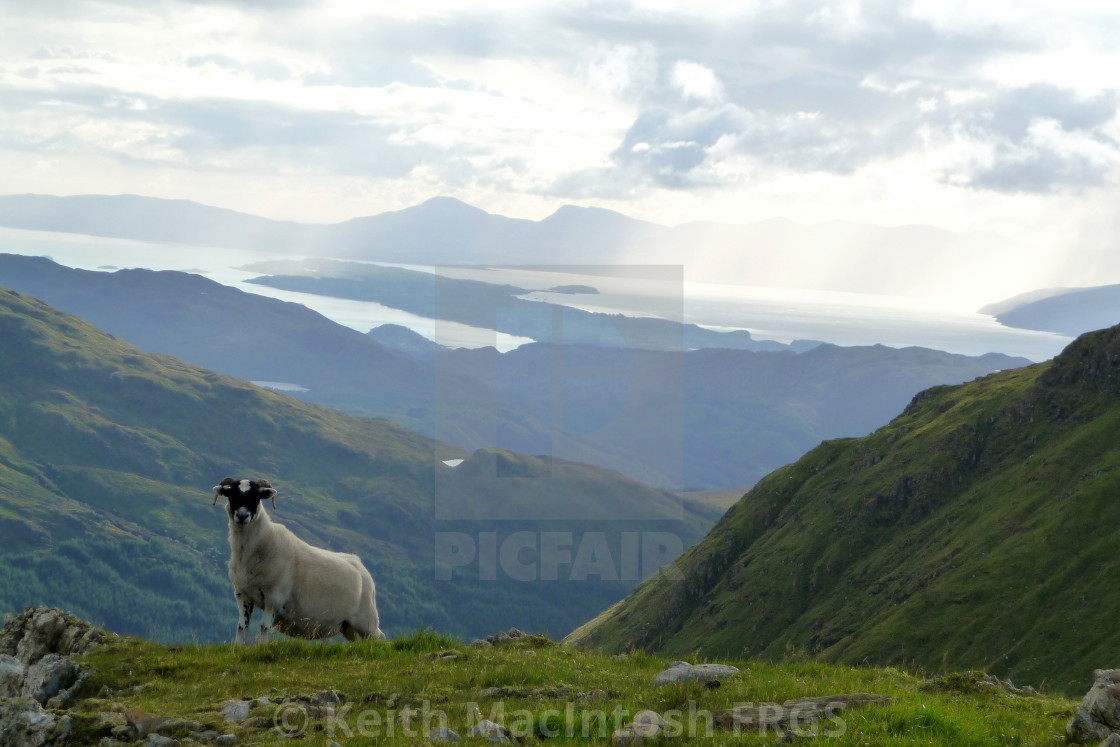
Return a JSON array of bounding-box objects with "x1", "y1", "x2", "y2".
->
[{"x1": 213, "y1": 478, "x2": 276, "y2": 526}]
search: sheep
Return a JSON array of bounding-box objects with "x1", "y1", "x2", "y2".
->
[{"x1": 212, "y1": 477, "x2": 386, "y2": 644}]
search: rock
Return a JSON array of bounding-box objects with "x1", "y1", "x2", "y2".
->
[
  {"x1": 470, "y1": 719, "x2": 512, "y2": 743},
  {"x1": 1101, "y1": 735, "x2": 1120, "y2": 747},
  {"x1": 1, "y1": 654, "x2": 24, "y2": 696},
  {"x1": 0, "y1": 607, "x2": 112, "y2": 666},
  {"x1": 1068, "y1": 670, "x2": 1120, "y2": 744},
  {"x1": 430, "y1": 725, "x2": 461, "y2": 741},
  {"x1": 474, "y1": 628, "x2": 551, "y2": 648},
  {"x1": 0, "y1": 697, "x2": 63, "y2": 747},
  {"x1": 326, "y1": 742, "x2": 341, "y2": 747},
  {"x1": 111, "y1": 724, "x2": 135, "y2": 741},
  {"x1": 23, "y1": 653, "x2": 83, "y2": 706},
  {"x1": 612, "y1": 712, "x2": 665, "y2": 745},
  {"x1": 147, "y1": 735, "x2": 175, "y2": 747},
  {"x1": 309, "y1": 690, "x2": 342, "y2": 707},
  {"x1": 221, "y1": 699, "x2": 251, "y2": 723},
  {"x1": 214, "y1": 736, "x2": 237, "y2": 747},
  {"x1": 653, "y1": 662, "x2": 740, "y2": 686},
  {"x1": 96, "y1": 712, "x2": 128, "y2": 729},
  {"x1": 712, "y1": 694, "x2": 891, "y2": 733},
  {"x1": 581, "y1": 689, "x2": 609, "y2": 702},
  {"x1": 153, "y1": 718, "x2": 202, "y2": 736}
]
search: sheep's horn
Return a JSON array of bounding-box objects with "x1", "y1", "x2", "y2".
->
[
  {"x1": 212, "y1": 477, "x2": 235, "y2": 506},
  {"x1": 258, "y1": 479, "x2": 276, "y2": 509}
]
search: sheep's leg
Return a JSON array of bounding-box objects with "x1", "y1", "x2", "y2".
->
[
  {"x1": 235, "y1": 593, "x2": 254, "y2": 646},
  {"x1": 257, "y1": 606, "x2": 275, "y2": 644}
]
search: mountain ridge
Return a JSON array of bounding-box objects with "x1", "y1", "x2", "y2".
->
[
  {"x1": 0, "y1": 284, "x2": 715, "y2": 643},
  {"x1": 565, "y1": 323, "x2": 1120, "y2": 694},
  {"x1": 0, "y1": 193, "x2": 1031, "y2": 298}
]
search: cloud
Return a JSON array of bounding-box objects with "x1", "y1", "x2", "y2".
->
[
  {"x1": 1, "y1": 0, "x2": 1119, "y2": 235},
  {"x1": 670, "y1": 61, "x2": 724, "y2": 103}
]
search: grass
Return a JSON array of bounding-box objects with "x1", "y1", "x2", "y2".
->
[
  {"x1": 69, "y1": 631, "x2": 1076, "y2": 745},
  {"x1": 565, "y1": 344, "x2": 1120, "y2": 695}
]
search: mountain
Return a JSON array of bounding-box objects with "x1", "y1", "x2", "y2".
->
[
  {"x1": 982, "y1": 284, "x2": 1120, "y2": 337},
  {"x1": 565, "y1": 324, "x2": 1120, "y2": 693},
  {"x1": 0, "y1": 285, "x2": 715, "y2": 643},
  {"x1": 0, "y1": 253, "x2": 446, "y2": 415},
  {"x1": 0, "y1": 193, "x2": 322, "y2": 252},
  {"x1": 436, "y1": 342, "x2": 1031, "y2": 489},
  {"x1": 0, "y1": 255, "x2": 1027, "y2": 490},
  {"x1": 243, "y1": 257, "x2": 806, "y2": 351},
  {"x1": 367, "y1": 323, "x2": 447, "y2": 358},
  {"x1": 0, "y1": 193, "x2": 1033, "y2": 299}
]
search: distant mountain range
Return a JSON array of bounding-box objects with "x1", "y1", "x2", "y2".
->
[
  {"x1": 0, "y1": 255, "x2": 1029, "y2": 489},
  {"x1": 566, "y1": 323, "x2": 1120, "y2": 694},
  {"x1": 981, "y1": 284, "x2": 1120, "y2": 337},
  {"x1": 0, "y1": 285, "x2": 715, "y2": 642},
  {"x1": 0, "y1": 193, "x2": 1030, "y2": 299},
  {"x1": 242, "y1": 257, "x2": 814, "y2": 352}
]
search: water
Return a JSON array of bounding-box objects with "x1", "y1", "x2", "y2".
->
[
  {"x1": 0, "y1": 227, "x2": 1072, "y2": 361},
  {"x1": 0, "y1": 227, "x2": 533, "y2": 351}
]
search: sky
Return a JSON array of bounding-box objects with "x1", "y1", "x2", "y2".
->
[{"x1": 1, "y1": 0, "x2": 1119, "y2": 282}]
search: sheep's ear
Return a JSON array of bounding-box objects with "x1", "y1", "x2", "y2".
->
[
  {"x1": 212, "y1": 477, "x2": 236, "y2": 505},
  {"x1": 257, "y1": 479, "x2": 277, "y2": 509}
]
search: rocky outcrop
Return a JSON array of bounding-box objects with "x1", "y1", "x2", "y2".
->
[
  {"x1": 1067, "y1": 669, "x2": 1120, "y2": 744},
  {"x1": 470, "y1": 627, "x2": 552, "y2": 649},
  {"x1": 0, "y1": 607, "x2": 115, "y2": 743},
  {"x1": 652, "y1": 661, "x2": 740, "y2": 686},
  {"x1": 0, "y1": 697, "x2": 71, "y2": 747},
  {"x1": 0, "y1": 607, "x2": 113, "y2": 666},
  {"x1": 0, "y1": 607, "x2": 108, "y2": 713}
]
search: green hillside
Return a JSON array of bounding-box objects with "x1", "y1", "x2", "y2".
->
[
  {"x1": 566, "y1": 324, "x2": 1120, "y2": 694},
  {"x1": 0, "y1": 286, "x2": 714, "y2": 643}
]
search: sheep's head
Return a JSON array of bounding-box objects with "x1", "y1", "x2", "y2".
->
[{"x1": 212, "y1": 477, "x2": 277, "y2": 526}]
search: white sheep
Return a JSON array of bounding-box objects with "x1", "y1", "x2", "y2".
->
[{"x1": 212, "y1": 477, "x2": 386, "y2": 644}]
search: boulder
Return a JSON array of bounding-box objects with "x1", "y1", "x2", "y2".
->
[
  {"x1": 309, "y1": 690, "x2": 342, "y2": 707},
  {"x1": 23, "y1": 654, "x2": 82, "y2": 706},
  {"x1": 1067, "y1": 670, "x2": 1120, "y2": 744},
  {"x1": 221, "y1": 699, "x2": 251, "y2": 723},
  {"x1": 612, "y1": 711, "x2": 665, "y2": 745},
  {"x1": 470, "y1": 718, "x2": 512, "y2": 743},
  {"x1": 1, "y1": 654, "x2": 24, "y2": 697},
  {"x1": 0, "y1": 607, "x2": 111, "y2": 666},
  {"x1": 653, "y1": 662, "x2": 740, "y2": 686},
  {"x1": 0, "y1": 697, "x2": 68, "y2": 747},
  {"x1": 430, "y1": 725, "x2": 462, "y2": 741}
]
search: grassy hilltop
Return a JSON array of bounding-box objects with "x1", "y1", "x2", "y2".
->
[
  {"x1": 567, "y1": 324, "x2": 1120, "y2": 695},
  {"x1": 58, "y1": 630, "x2": 1075, "y2": 746}
]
